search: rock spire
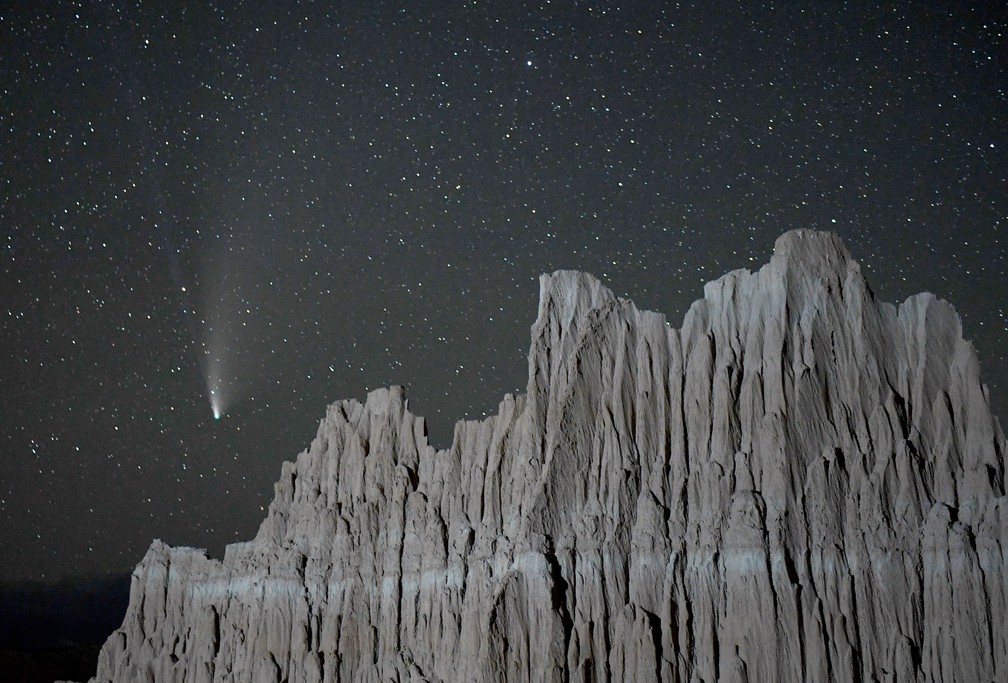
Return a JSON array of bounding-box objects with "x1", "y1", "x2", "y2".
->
[{"x1": 88, "y1": 230, "x2": 1006, "y2": 682}]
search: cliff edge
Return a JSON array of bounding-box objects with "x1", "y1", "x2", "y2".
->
[{"x1": 88, "y1": 230, "x2": 1006, "y2": 682}]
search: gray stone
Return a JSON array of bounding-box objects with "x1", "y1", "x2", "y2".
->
[{"x1": 88, "y1": 230, "x2": 1006, "y2": 682}]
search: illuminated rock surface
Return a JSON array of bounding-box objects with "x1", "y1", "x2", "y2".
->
[{"x1": 88, "y1": 230, "x2": 1006, "y2": 682}]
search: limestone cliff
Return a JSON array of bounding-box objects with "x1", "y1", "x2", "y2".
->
[{"x1": 88, "y1": 230, "x2": 1006, "y2": 682}]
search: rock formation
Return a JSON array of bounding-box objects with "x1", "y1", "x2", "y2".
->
[{"x1": 87, "y1": 230, "x2": 1006, "y2": 682}]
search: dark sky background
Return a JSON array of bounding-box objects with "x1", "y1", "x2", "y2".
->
[{"x1": 2, "y1": 2, "x2": 1005, "y2": 587}]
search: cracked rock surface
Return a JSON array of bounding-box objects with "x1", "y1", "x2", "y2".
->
[{"x1": 88, "y1": 230, "x2": 1006, "y2": 682}]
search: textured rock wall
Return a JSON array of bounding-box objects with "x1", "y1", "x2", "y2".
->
[{"x1": 89, "y1": 230, "x2": 1006, "y2": 682}]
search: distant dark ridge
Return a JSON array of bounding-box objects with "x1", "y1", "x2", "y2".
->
[
  {"x1": 0, "y1": 574, "x2": 130, "y2": 651},
  {"x1": 0, "y1": 644, "x2": 103, "y2": 683}
]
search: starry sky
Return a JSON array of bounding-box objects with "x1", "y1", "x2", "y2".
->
[{"x1": 2, "y1": 2, "x2": 1005, "y2": 585}]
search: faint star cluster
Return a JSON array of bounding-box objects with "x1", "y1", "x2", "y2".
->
[{"x1": 1, "y1": 2, "x2": 1005, "y2": 582}]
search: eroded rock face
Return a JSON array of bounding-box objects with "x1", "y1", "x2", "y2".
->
[{"x1": 89, "y1": 230, "x2": 1006, "y2": 682}]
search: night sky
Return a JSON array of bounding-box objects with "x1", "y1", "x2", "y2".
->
[{"x1": 2, "y1": 3, "x2": 1005, "y2": 586}]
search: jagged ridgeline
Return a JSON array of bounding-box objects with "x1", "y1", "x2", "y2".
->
[{"x1": 87, "y1": 231, "x2": 1006, "y2": 682}]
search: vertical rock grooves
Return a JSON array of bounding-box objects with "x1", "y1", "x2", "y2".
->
[{"x1": 88, "y1": 230, "x2": 1006, "y2": 682}]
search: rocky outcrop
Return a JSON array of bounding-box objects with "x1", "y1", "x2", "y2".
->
[{"x1": 89, "y1": 230, "x2": 1006, "y2": 682}]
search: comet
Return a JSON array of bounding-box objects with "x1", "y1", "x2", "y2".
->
[
  {"x1": 205, "y1": 353, "x2": 228, "y2": 420},
  {"x1": 202, "y1": 277, "x2": 233, "y2": 421},
  {"x1": 200, "y1": 237, "x2": 264, "y2": 421}
]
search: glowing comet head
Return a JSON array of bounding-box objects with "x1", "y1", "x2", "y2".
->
[{"x1": 208, "y1": 385, "x2": 225, "y2": 421}]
